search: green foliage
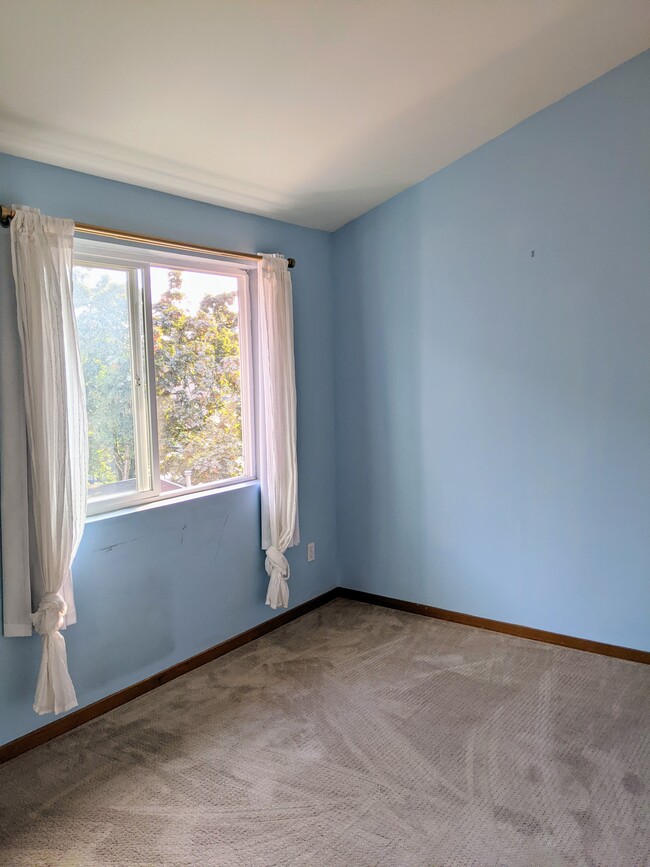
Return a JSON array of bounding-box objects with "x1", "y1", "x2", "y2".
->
[
  {"x1": 74, "y1": 268, "x2": 136, "y2": 488},
  {"x1": 153, "y1": 270, "x2": 243, "y2": 486},
  {"x1": 74, "y1": 265, "x2": 244, "y2": 494}
]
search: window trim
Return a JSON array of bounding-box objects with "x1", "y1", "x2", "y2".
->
[{"x1": 74, "y1": 238, "x2": 256, "y2": 517}]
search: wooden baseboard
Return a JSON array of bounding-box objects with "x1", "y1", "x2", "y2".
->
[
  {"x1": 338, "y1": 587, "x2": 650, "y2": 665},
  {"x1": 0, "y1": 588, "x2": 338, "y2": 765},
  {"x1": 3, "y1": 585, "x2": 647, "y2": 765}
]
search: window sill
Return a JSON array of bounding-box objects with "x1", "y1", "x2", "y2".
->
[{"x1": 85, "y1": 478, "x2": 258, "y2": 523}]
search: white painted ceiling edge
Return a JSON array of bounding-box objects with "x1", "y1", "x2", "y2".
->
[{"x1": 0, "y1": 0, "x2": 648, "y2": 231}]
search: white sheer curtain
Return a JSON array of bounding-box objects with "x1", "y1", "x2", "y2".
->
[
  {"x1": 8, "y1": 207, "x2": 87, "y2": 715},
  {"x1": 257, "y1": 254, "x2": 299, "y2": 609}
]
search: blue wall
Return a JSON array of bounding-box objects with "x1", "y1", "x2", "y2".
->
[
  {"x1": 0, "y1": 155, "x2": 339, "y2": 745},
  {"x1": 332, "y1": 51, "x2": 650, "y2": 651}
]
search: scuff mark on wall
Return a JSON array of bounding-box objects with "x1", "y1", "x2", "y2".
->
[
  {"x1": 214, "y1": 513, "x2": 229, "y2": 564},
  {"x1": 96, "y1": 538, "x2": 139, "y2": 553}
]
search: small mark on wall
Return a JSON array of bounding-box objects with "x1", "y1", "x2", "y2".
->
[
  {"x1": 214, "y1": 513, "x2": 230, "y2": 563},
  {"x1": 531, "y1": 250, "x2": 535, "y2": 257},
  {"x1": 97, "y1": 538, "x2": 138, "y2": 553}
]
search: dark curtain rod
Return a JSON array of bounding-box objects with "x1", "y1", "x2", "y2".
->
[{"x1": 0, "y1": 206, "x2": 296, "y2": 269}]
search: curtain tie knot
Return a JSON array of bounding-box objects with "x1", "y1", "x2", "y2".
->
[
  {"x1": 32, "y1": 592, "x2": 67, "y2": 636},
  {"x1": 265, "y1": 546, "x2": 289, "y2": 577},
  {"x1": 265, "y1": 546, "x2": 290, "y2": 610}
]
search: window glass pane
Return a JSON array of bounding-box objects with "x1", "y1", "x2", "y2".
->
[
  {"x1": 150, "y1": 267, "x2": 244, "y2": 489},
  {"x1": 73, "y1": 265, "x2": 143, "y2": 500}
]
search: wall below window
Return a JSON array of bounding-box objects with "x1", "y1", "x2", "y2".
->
[
  {"x1": 332, "y1": 51, "x2": 650, "y2": 651},
  {"x1": 0, "y1": 155, "x2": 339, "y2": 746}
]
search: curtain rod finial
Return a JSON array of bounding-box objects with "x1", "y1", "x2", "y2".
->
[
  {"x1": 287, "y1": 258, "x2": 296, "y2": 269},
  {"x1": 1, "y1": 206, "x2": 16, "y2": 227}
]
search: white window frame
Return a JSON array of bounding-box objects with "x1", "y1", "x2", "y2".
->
[{"x1": 74, "y1": 238, "x2": 256, "y2": 517}]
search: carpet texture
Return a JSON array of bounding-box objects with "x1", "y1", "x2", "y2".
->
[{"x1": 0, "y1": 599, "x2": 648, "y2": 866}]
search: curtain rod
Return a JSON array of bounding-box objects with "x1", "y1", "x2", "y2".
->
[{"x1": 0, "y1": 206, "x2": 296, "y2": 269}]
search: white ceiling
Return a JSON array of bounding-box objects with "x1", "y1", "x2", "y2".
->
[{"x1": 1, "y1": 1, "x2": 648, "y2": 231}]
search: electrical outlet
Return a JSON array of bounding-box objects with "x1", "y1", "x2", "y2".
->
[{"x1": 307, "y1": 542, "x2": 316, "y2": 562}]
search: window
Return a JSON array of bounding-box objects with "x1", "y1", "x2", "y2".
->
[{"x1": 73, "y1": 240, "x2": 254, "y2": 515}]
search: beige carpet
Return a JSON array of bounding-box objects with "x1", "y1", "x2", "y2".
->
[{"x1": 0, "y1": 599, "x2": 648, "y2": 866}]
